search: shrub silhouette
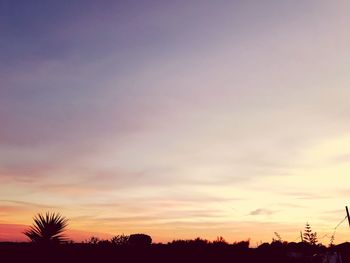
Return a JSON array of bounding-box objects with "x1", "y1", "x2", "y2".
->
[
  {"x1": 303, "y1": 222, "x2": 318, "y2": 245},
  {"x1": 128, "y1": 234, "x2": 152, "y2": 246},
  {"x1": 111, "y1": 234, "x2": 130, "y2": 245},
  {"x1": 213, "y1": 236, "x2": 228, "y2": 245},
  {"x1": 24, "y1": 212, "x2": 68, "y2": 244},
  {"x1": 232, "y1": 240, "x2": 250, "y2": 249},
  {"x1": 85, "y1": 236, "x2": 100, "y2": 244},
  {"x1": 192, "y1": 237, "x2": 209, "y2": 246}
]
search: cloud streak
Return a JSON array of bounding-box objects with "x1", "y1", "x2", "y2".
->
[{"x1": 249, "y1": 209, "x2": 277, "y2": 216}]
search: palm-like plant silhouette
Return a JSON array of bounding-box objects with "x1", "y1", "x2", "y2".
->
[{"x1": 24, "y1": 212, "x2": 68, "y2": 244}]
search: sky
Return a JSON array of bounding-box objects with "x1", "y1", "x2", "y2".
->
[{"x1": 1, "y1": 0, "x2": 350, "y2": 244}]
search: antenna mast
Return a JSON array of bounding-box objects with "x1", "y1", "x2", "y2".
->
[{"x1": 346, "y1": 206, "x2": 350, "y2": 228}]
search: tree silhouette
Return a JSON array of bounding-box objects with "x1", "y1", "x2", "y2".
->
[
  {"x1": 24, "y1": 212, "x2": 68, "y2": 244},
  {"x1": 111, "y1": 234, "x2": 130, "y2": 245},
  {"x1": 303, "y1": 222, "x2": 318, "y2": 245}
]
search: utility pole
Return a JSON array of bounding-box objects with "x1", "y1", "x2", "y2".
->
[
  {"x1": 346, "y1": 206, "x2": 350, "y2": 228},
  {"x1": 300, "y1": 230, "x2": 303, "y2": 242}
]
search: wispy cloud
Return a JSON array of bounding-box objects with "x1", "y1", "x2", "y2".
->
[{"x1": 249, "y1": 209, "x2": 276, "y2": 216}]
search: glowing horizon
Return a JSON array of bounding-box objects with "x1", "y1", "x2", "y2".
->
[{"x1": 1, "y1": 1, "x2": 350, "y2": 245}]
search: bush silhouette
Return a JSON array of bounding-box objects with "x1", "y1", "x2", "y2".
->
[
  {"x1": 233, "y1": 240, "x2": 250, "y2": 249},
  {"x1": 85, "y1": 236, "x2": 100, "y2": 244},
  {"x1": 213, "y1": 236, "x2": 228, "y2": 246},
  {"x1": 23, "y1": 212, "x2": 68, "y2": 244},
  {"x1": 128, "y1": 234, "x2": 152, "y2": 246},
  {"x1": 111, "y1": 234, "x2": 130, "y2": 245}
]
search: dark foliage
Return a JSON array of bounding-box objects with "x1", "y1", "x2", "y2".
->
[
  {"x1": 1, "y1": 241, "x2": 349, "y2": 263},
  {"x1": 303, "y1": 222, "x2": 318, "y2": 245},
  {"x1": 23, "y1": 212, "x2": 68, "y2": 245},
  {"x1": 129, "y1": 234, "x2": 152, "y2": 246},
  {"x1": 111, "y1": 234, "x2": 130, "y2": 246}
]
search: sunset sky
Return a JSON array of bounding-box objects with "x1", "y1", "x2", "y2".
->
[{"x1": 1, "y1": 0, "x2": 350, "y2": 244}]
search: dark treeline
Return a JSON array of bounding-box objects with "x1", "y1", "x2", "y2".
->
[
  {"x1": 3, "y1": 212, "x2": 349, "y2": 262},
  {"x1": 1, "y1": 239, "x2": 350, "y2": 263}
]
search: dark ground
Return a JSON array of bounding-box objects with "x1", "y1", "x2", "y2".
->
[{"x1": 1, "y1": 242, "x2": 350, "y2": 263}]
